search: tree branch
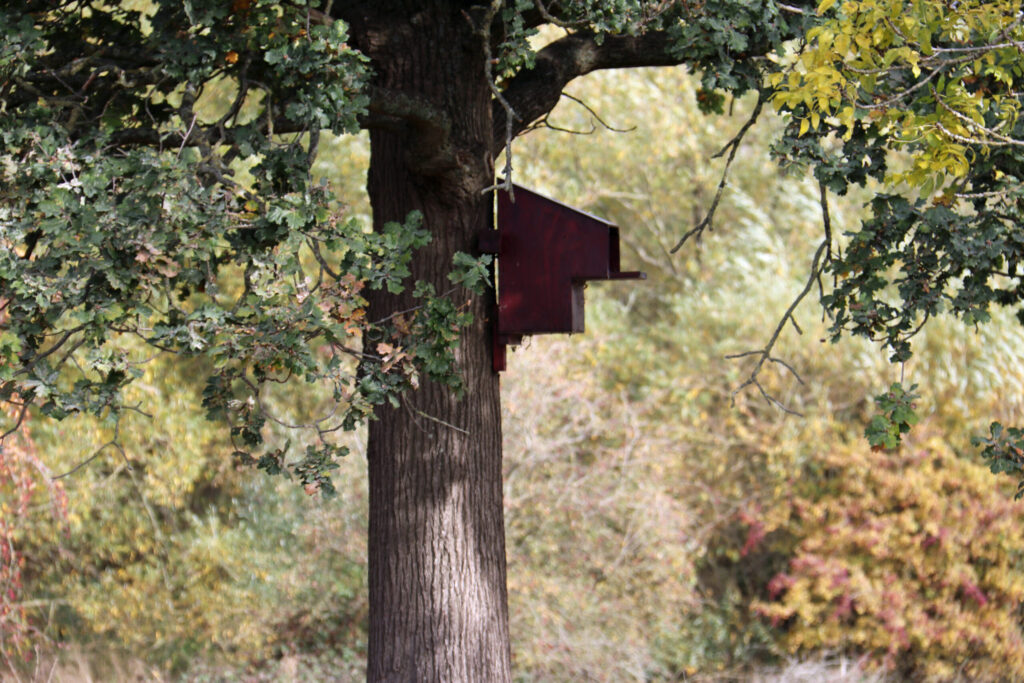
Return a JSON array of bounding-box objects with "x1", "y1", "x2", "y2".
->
[
  {"x1": 671, "y1": 93, "x2": 765, "y2": 253},
  {"x1": 725, "y1": 181, "x2": 834, "y2": 416},
  {"x1": 493, "y1": 30, "x2": 681, "y2": 155}
]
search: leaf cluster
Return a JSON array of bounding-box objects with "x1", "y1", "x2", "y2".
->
[
  {"x1": 770, "y1": 0, "x2": 1024, "y2": 370},
  {"x1": 0, "y1": 2, "x2": 493, "y2": 492},
  {"x1": 763, "y1": 0, "x2": 1024, "y2": 483},
  {"x1": 974, "y1": 421, "x2": 1024, "y2": 499},
  {"x1": 670, "y1": 0, "x2": 817, "y2": 112},
  {"x1": 864, "y1": 381, "x2": 919, "y2": 449}
]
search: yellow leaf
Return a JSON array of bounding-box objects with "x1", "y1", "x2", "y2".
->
[{"x1": 835, "y1": 32, "x2": 850, "y2": 56}]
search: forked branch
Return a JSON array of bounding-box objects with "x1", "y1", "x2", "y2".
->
[{"x1": 726, "y1": 181, "x2": 834, "y2": 415}]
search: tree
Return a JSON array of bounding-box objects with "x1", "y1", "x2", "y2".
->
[
  {"x1": 766, "y1": 0, "x2": 1024, "y2": 479},
  {"x1": 2, "y1": 0, "x2": 1023, "y2": 679}
]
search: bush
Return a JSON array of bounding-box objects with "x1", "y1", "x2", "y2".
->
[
  {"x1": 9, "y1": 349, "x2": 369, "y2": 674},
  {"x1": 751, "y1": 427, "x2": 1024, "y2": 680}
]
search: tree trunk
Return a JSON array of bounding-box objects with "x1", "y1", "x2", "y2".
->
[{"x1": 353, "y1": 4, "x2": 512, "y2": 680}]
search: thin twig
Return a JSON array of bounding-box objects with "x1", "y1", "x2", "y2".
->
[
  {"x1": 370, "y1": 285, "x2": 458, "y2": 326},
  {"x1": 671, "y1": 94, "x2": 765, "y2": 253},
  {"x1": 560, "y1": 92, "x2": 637, "y2": 133},
  {"x1": 51, "y1": 441, "x2": 114, "y2": 480},
  {"x1": 404, "y1": 394, "x2": 471, "y2": 436},
  {"x1": 115, "y1": 438, "x2": 175, "y2": 603},
  {"x1": 726, "y1": 181, "x2": 834, "y2": 415},
  {"x1": 0, "y1": 402, "x2": 30, "y2": 441},
  {"x1": 533, "y1": 0, "x2": 588, "y2": 28},
  {"x1": 932, "y1": 85, "x2": 1024, "y2": 147},
  {"x1": 307, "y1": 238, "x2": 341, "y2": 280},
  {"x1": 724, "y1": 350, "x2": 806, "y2": 384},
  {"x1": 413, "y1": 408, "x2": 469, "y2": 435},
  {"x1": 178, "y1": 113, "x2": 198, "y2": 157},
  {"x1": 239, "y1": 374, "x2": 346, "y2": 440},
  {"x1": 524, "y1": 116, "x2": 599, "y2": 136}
]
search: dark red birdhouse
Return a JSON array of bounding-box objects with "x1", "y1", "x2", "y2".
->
[{"x1": 481, "y1": 184, "x2": 646, "y2": 371}]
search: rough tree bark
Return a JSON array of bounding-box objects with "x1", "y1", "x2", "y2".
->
[{"x1": 343, "y1": 3, "x2": 512, "y2": 680}]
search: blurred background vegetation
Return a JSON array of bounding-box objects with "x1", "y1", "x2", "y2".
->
[{"x1": 4, "y1": 66, "x2": 1024, "y2": 682}]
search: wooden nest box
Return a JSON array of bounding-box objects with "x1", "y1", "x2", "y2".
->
[{"x1": 480, "y1": 184, "x2": 646, "y2": 372}]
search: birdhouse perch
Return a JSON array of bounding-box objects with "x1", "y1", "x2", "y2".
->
[{"x1": 482, "y1": 184, "x2": 646, "y2": 372}]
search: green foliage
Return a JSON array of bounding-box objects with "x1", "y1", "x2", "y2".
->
[
  {"x1": 819, "y1": 188, "x2": 1024, "y2": 364},
  {"x1": 0, "y1": 3, "x2": 484, "y2": 493},
  {"x1": 565, "y1": 0, "x2": 674, "y2": 35},
  {"x1": 865, "y1": 382, "x2": 919, "y2": 449},
  {"x1": 773, "y1": 0, "x2": 1023, "y2": 191},
  {"x1": 669, "y1": 0, "x2": 814, "y2": 108},
  {"x1": 766, "y1": 0, "x2": 1024, "y2": 486},
  {"x1": 974, "y1": 422, "x2": 1024, "y2": 499},
  {"x1": 495, "y1": 0, "x2": 539, "y2": 78},
  {"x1": 448, "y1": 252, "x2": 493, "y2": 296}
]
